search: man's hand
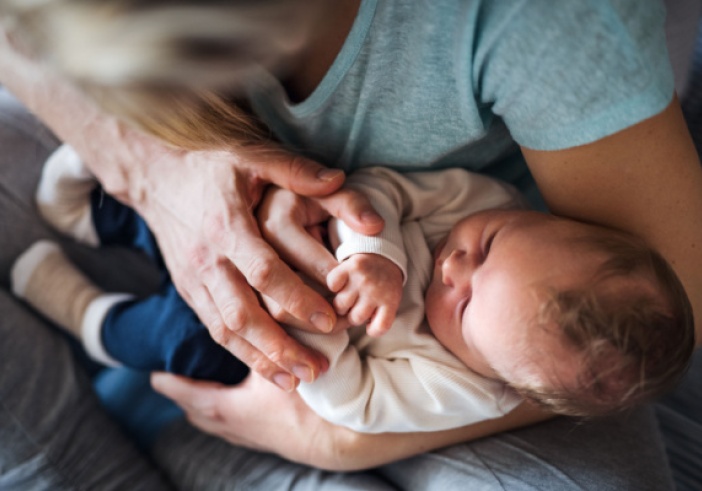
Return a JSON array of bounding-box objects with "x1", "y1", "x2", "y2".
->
[{"x1": 327, "y1": 254, "x2": 403, "y2": 336}]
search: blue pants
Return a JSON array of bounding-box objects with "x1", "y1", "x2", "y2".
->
[{"x1": 91, "y1": 189, "x2": 249, "y2": 385}]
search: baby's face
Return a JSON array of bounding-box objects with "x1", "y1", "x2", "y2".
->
[{"x1": 425, "y1": 210, "x2": 600, "y2": 390}]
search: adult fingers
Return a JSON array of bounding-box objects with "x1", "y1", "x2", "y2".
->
[
  {"x1": 202, "y1": 259, "x2": 330, "y2": 385},
  {"x1": 246, "y1": 147, "x2": 346, "y2": 197},
  {"x1": 314, "y1": 187, "x2": 385, "y2": 236},
  {"x1": 258, "y1": 187, "x2": 340, "y2": 284},
  {"x1": 265, "y1": 215, "x2": 339, "y2": 285},
  {"x1": 265, "y1": 191, "x2": 383, "y2": 285},
  {"x1": 151, "y1": 372, "x2": 224, "y2": 420},
  {"x1": 249, "y1": 149, "x2": 384, "y2": 233},
  {"x1": 259, "y1": 293, "x2": 327, "y2": 332},
  {"x1": 215, "y1": 209, "x2": 337, "y2": 333}
]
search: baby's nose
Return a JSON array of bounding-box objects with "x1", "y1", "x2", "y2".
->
[{"x1": 441, "y1": 249, "x2": 475, "y2": 291}]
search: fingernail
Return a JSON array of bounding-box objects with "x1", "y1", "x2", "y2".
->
[
  {"x1": 311, "y1": 312, "x2": 334, "y2": 332},
  {"x1": 273, "y1": 373, "x2": 296, "y2": 392},
  {"x1": 317, "y1": 168, "x2": 344, "y2": 182},
  {"x1": 361, "y1": 211, "x2": 383, "y2": 225},
  {"x1": 292, "y1": 364, "x2": 314, "y2": 383}
]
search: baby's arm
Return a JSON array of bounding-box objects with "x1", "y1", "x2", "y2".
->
[
  {"x1": 326, "y1": 166, "x2": 524, "y2": 336},
  {"x1": 324, "y1": 169, "x2": 410, "y2": 337}
]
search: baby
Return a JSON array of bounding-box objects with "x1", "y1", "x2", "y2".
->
[{"x1": 12, "y1": 145, "x2": 694, "y2": 433}]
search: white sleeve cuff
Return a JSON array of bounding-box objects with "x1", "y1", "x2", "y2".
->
[{"x1": 81, "y1": 293, "x2": 135, "y2": 367}]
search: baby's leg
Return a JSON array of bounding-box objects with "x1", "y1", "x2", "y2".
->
[
  {"x1": 0, "y1": 88, "x2": 173, "y2": 490},
  {"x1": 11, "y1": 240, "x2": 248, "y2": 384},
  {"x1": 36, "y1": 144, "x2": 161, "y2": 261},
  {"x1": 11, "y1": 240, "x2": 128, "y2": 366},
  {"x1": 101, "y1": 282, "x2": 249, "y2": 385},
  {"x1": 36, "y1": 144, "x2": 101, "y2": 246}
]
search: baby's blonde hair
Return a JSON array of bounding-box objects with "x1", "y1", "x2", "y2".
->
[{"x1": 516, "y1": 231, "x2": 694, "y2": 418}]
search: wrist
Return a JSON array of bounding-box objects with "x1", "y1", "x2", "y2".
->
[
  {"x1": 86, "y1": 121, "x2": 175, "y2": 209},
  {"x1": 0, "y1": 22, "x2": 173, "y2": 210}
]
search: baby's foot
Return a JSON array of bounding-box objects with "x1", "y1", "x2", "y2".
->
[
  {"x1": 11, "y1": 240, "x2": 102, "y2": 337},
  {"x1": 36, "y1": 145, "x2": 100, "y2": 246},
  {"x1": 11, "y1": 240, "x2": 126, "y2": 366}
]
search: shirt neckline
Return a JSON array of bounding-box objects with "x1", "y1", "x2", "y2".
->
[{"x1": 284, "y1": 0, "x2": 378, "y2": 118}]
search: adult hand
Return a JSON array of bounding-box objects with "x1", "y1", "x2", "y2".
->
[
  {"x1": 151, "y1": 371, "x2": 354, "y2": 470},
  {"x1": 257, "y1": 186, "x2": 385, "y2": 291},
  {"x1": 123, "y1": 140, "x2": 383, "y2": 390},
  {"x1": 0, "y1": 21, "x2": 389, "y2": 389}
]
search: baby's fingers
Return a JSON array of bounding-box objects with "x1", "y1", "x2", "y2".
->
[
  {"x1": 366, "y1": 306, "x2": 396, "y2": 337},
  {"x1": 347, "y1": 299, "x2": 376, "y2": 327},
  {"x1": 332, "y1": 289, "x2": 358, "y2": 317},
  {"x1": 326, "y1": 266, "x2": 348, "y2": 293}
]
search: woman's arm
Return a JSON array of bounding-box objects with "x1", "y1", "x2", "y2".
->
[
  {"x1": 522, "y1": 97, "x2": 702, "y2": 345},
  {"x1": 0, "y1": 28, "x2": 385, "y2": 388},
  {"x1": 151, "y1": 371, "x2": 552, "y2": 471}
]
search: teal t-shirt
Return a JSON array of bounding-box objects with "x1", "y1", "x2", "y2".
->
[{"x1": 250, "y1": 0, "x2": 673, "y2": 205}]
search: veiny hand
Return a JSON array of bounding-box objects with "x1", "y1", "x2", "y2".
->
[
  {"x1": 126, "y1": 141, "x2": 382, "y2": 391},
  {"x1": 327, "y1": 254, "x2": 403, "y2": 336}
]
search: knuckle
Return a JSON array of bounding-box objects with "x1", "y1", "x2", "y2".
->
[
  {"x1": 202, "y1": 213, "x2": 228, "y2": 244},
  {"x1": 281, "y1": 289, "x2": 308, "y2": 318},
  {"x1": 288, "y1": 155, "x2": 313, "y2": 181},
  {"x1": 221, "y1": 305, "x2": 249, "y2": 334},
  {"x1": 265, "y1": 346, "x2": 286, "y2": 366},
  {"x1": 248, "y1": 356, "x2": 278, "y2": 379},
  {"x1": 185, "y1": 243, "x2": 211, "y2": 271},
  {"x1": 246, "y1": 255, "x2": 277, "y2": 290},
  {"x1": 208, "y1": 321, "x2": 232, "y2": 346}
]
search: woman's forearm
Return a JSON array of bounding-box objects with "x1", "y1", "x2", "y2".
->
[
  {"x1": 320, "y1": 404, "x2": 552, "y2": 471},
  {"x1": 0, "y1": 25, "x2": 159, "y2": 205},
  {"x1": 523, "y1": 98, "x2": 702, "y2": 345},
  {"x1": 152, "y1": 372, "x2": 553, "y2": 472}
]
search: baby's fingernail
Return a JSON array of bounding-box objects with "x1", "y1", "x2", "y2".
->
[
  {"x1": 273, "y1": 373, "x2": 296, "y2": 392},
  {"x1": 292, "y1": 364, "x2": 314, "y2": 383},
  {"x1": 361, "y1": 211, "x2": 383, "y2": 225},
  {"x1": 317, "y1": 168, "x2": 344, "y2": 182},
  {"x1": 311, "y1": 312, "x2": 334, "y2": 332}
]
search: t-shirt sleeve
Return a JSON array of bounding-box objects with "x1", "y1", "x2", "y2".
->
[{"x1": 473, "y1": 0, "x2": 674, "y2": 150}]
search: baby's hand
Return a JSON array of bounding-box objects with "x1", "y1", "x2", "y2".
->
[{"x1": 327, "y1": 254, "x2": 403, "y2": 337}]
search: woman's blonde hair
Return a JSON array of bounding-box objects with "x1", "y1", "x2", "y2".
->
[{"x1": 0, "y1": 0, "x2": 322, "y2": 148}]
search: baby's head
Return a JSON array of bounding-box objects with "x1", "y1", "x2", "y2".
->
[{"x1": 425, "y1": 209, "x2": 694, "y2": 418}]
